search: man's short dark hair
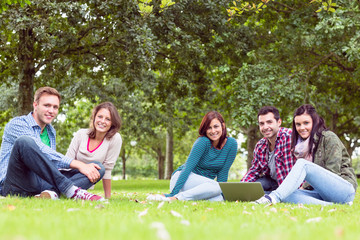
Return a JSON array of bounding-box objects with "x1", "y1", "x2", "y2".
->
[{"x1": 257, "y1": 106, "x2": 280, "y2": 121}]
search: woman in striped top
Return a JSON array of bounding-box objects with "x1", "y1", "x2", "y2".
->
[{"x1": 148, "y1": 111, "x2": 238, "y2": 201}]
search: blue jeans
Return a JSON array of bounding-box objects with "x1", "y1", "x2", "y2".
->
[
  {"x1": 269, "y1": 159, "x2": 356, "y2": 205},
  {"x1": 59, "y1": 165, "x2": 105, "y2": 191},
  {"x1": 255, "y1": 175, "x2": 278, "y2": 193},
  {"x1": 1, "y1": 136, "x2": 105, "y2": 197},
  {"x1": 170, "y1": 171, "x2": 224, "y2": 201}
]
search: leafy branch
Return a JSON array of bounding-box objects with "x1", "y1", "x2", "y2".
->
[
  {"x1": 138, "y1": 0, "x2": 175, "y2": 17},
  {"x1": 227, "y1": 0, "x2": 338, "y2": 19}
]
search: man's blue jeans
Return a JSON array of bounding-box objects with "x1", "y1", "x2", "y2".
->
[
  {"x1": 269, "y1": 159, "x2": 356, "y2": 205},
  {"x1": 1, "y1": 136, "x2": 105, "y2": 197},
  {"x1": 255, "y1": 175, "x2": 278, "y2": 193}
]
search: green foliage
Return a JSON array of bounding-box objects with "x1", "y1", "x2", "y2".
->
[
  {"x1": 229, "y1": 63, "x2": 302, "y2": 130},
  {"x1": 228, "y1": 0, "x2": 273, "y2": 18},
  {"x1": 313, "y1": 0, "x2": 337, "y2": 13},
  {"x1": 138, "y1": 0, "x2": 154, "y2": 17},
  {"x1": 121, "y1": 160, "x2": 158, "y2": 179},
  {"x1": 351, "y1": 156, "x2": 360, "y2": 175},
  {"x1": 137, "y1": 0, "x2": 180, "y2": 17},
  {"x1": 229, "y1": 0, "x2": 339, "y2": 17},
  {"x1": 0, "y1": 0, "x2": 30, "y2": 13},
  {"x1": 0, "y1": 0, "x2": 158, "y2": 112},
  {"x1": 53, "y1": 98, "x2": 95, "y2": 154},
  {"x1": 160, "y1": 0, "x2": 175, "y2": 11},
  {"x1": 0, "y1": 83, "x2": 19, "y2": 143},
  {"x1": 227, "y1": 0, "x2": 360, "y2": 156}
]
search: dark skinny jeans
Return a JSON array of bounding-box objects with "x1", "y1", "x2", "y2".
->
[{"x1": 1, "y1": 136, "x2": 104, "y2": 197}]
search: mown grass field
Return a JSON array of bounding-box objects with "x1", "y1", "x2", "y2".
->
[{"x1": 0, "y1": 179, "x2": 359, "y2": 240}]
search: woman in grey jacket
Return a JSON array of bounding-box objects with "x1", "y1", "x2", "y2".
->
[{"x1": 255, "y1": 104, "x2": 357, "y2": 205}]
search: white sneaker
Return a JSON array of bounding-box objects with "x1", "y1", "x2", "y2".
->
[
  {"x1": 35, "y1": 190, "x2": 59, "y2": 200},
  {"x1": 146, "y1": 194, "x2": 170, "y2": 201},
  {"x1": 253, "y1": 195, "x2": 274, "y2": 204}
]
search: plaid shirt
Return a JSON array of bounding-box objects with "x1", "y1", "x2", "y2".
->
[
  {"x1": 241, "y1": 127, "x2": 294, "y2": 185},
  {"x1": 0, "y1": 112, "x2": 72, "y2": 184}
]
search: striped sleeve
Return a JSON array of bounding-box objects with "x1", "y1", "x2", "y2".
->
[
  {"x1": 165, "y1": 137, "x2": 209, "y2": 197},
  {"x1": 217, "y1": 138, "x2": 238, "y2": 182}
]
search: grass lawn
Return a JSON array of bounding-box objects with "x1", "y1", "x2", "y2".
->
[{"x1": 0, "y1": 179, "x2": 359, "y2": 240}]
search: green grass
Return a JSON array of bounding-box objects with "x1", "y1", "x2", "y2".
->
[{"x1": 0, "y1": 180, "x2": 359, "y2": 240}]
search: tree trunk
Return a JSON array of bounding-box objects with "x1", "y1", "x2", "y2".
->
[
  {"x1": 18, "y1": 28, "x2": 35, "y2": 115},
  {"x1": 151, "y1": 145, "x2": 165, "y2": 179},
  {"x1": 330, "y1": 112, "x2": 338, "y2": 133},
  {"x1": 246, "y1": 125, "x2": 260, "y2": 170},
  {"x1": 158, "y1": 149, "x2": 165, "y2": 179},
  {"x1": 120, "y1": 146, "x2": 127, "y2": 180},
  {"x1": 165, "y1": 124, "x2": 174, "y2": 179},
  {"x1": 122, "y1": 155, "x2": 126, "y2": 180}
]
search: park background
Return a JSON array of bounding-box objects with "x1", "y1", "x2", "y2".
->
[
  {"x1": 1, "y1": 1, "x2": 360, "y2": 240},
  {"x1": 1, "y1": 0, "x2": 359, "y2": 181}
]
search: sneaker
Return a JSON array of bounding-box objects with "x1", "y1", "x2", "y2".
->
[
  {"x1": 146, "y1": 194, "x2": 170, "y2": 201},
  {"x1": 71, "y1": 188, "x2": 105, "y2": 201},
  {"x1": 253, "y1": 195, "x2": 273, "y2": 204},
  {"x1": 35, "y1": 190, "x2": 59, "y2": 200}
]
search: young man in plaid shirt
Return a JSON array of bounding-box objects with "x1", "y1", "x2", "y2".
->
[{"x1": 241, "y1": 106, "x2": 295, "y2": 192}]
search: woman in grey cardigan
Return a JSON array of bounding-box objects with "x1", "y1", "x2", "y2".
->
[{"x1": 255, "y1": 104, "x2": 357, "y2": 205}]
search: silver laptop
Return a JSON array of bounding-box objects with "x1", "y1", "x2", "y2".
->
[{"x1": 219, "y1": 182, "x2": 265, "y2": 202}]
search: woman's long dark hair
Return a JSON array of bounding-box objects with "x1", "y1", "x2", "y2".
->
[
  {"x1": 198, "y1": 111, "x2": 227, "y2": 149},
  {"x1": 291, "y1": 104, "x2": 327, "y2": 156}
]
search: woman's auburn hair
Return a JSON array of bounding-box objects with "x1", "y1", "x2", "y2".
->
[
  {"x1": 198, "y1": 111, "x2": 227, "y2": 149},
  {"x1": 88, "y1": 102, "x2": 122, "y2": 139}
]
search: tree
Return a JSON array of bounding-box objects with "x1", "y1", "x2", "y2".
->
[
  {"x1": 0, "y1": 0, "x2": 157, "y2": 114},
  {"x1": 228, "y1": 0, "x2": 360, "y2": 162},
  {"x1": 137, "y1": 0, "x2": 253, "y2": 177},
  {"x1": 228, "y1": 63, "x2": 302, "y2": 167}
]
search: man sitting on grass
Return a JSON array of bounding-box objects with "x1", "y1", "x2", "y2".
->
[
  {"x1": 0, "y1": 86, "x2": 105, "y2": 201},
  {"x1": 241, "y1": 106, "x2": 295, "y2": 192}
]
